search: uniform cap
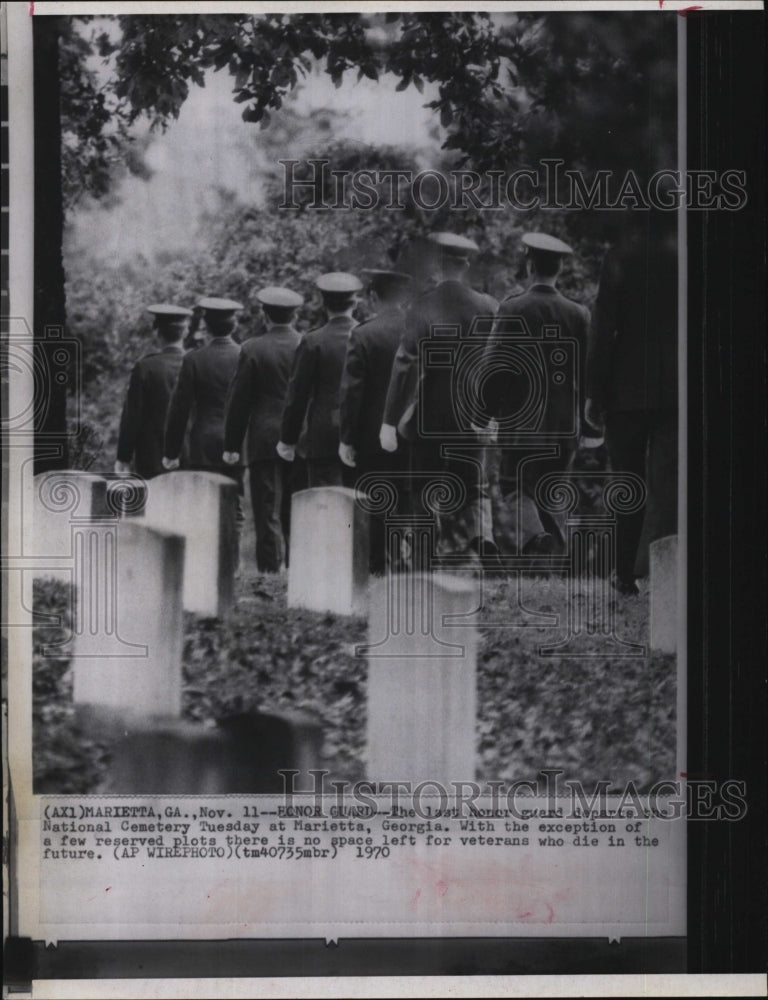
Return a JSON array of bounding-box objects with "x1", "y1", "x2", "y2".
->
[
  {"x1": 315, "y1": 272, "x2": 363, "y2": 294},
  {"x1": 428, "y1": 232, "x2": 480, "y2": 256},
  {"x1": 256, "y1": 286, "x2": 304, "y2": 308},
  {"x1": 146, "y1": 303, "x2": 193, "y2": 318},
  {"x1": 361, "y1": 269, "x2": 413, "y2": 294},
  {"x1": 521, "y1": 232, "x2": 574, "y2": 255},
  {"x1": 198, "y1": 296, "x2": 244, "y2": 312},
  {"x1": 361, "y1": 269, "x2": 412, "y2": 284}
]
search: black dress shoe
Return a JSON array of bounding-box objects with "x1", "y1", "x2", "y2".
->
[
  {"x1": 610, "y1": 570, "x2": 640, "y2": 596},
  {"x1": 469, "y1": 538, "x2": 507, "y2": 578},
  {"x1": 523, "y1": 532, "x2": 555, "y2": 556}
]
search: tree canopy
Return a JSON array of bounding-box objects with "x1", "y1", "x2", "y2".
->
[{"x1": 59, "y1": 11, "x2": 677, "y2": 209}]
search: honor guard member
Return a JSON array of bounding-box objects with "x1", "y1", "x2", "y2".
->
[
  {"x1": 278, "y1": 272, "x2": 362, "y2": 488},
  {"x1": 380, "y1": 232, "x2": 499, "y2": 565},
  {"x1": 483, "y1": 232, "x2": 590, "y2": 556},
  {"x1": 223, "y1": 286, "x2": 303, "y2": 573},
  {"x1": 163, "y1": 296, "x2": 244, "y2": 484},
  {"x1": 338, "y1": 268, "x2": 413, "y2": 573},
  {"x1": 115, "y1": 303, "x2": 192, "y2": 479},
  {"x1": 585, "y1": 211, "x2": 677, "y2": 594}
]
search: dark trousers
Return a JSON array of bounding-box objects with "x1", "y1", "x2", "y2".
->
[
  {"x1": 306, "y1": 457, "x2": 356, "y2": 490},
  {"x1": 408, "y1": 441, "x2": 493, "y2": 561},
  {"x1": 248, "y1": 459, "x2": 293, "y2": 573},
  {"x1": 353, "y1": 449, "x2": 409, "y2": 574},
  {"x1": 498, "y1": 442, "x2": 578, "y2": 554},
  {"x1": 605, "y1": 408, "x2": 677, "y2": 581}
]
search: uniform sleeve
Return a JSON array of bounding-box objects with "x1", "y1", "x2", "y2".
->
[
  {"x1": 163, "y1": 354, "x2": 194, "y2": 460},
  {"x1": 577, "y1": 303, "x2": 591, "y2": 424},
  {"x1": 339, "y1": 331, "x2": 367, "y2": 447},
  {"x1": 224, "y1": 351, "x2": 254, "y2": 452},
  {"x1": 479, "y1": 309, "x2": 528, "y2": 421},
  {"x1": 116, "y1": 364, "x2": 143, "y2": 464},
  {"x1": 382, "y1": 305, "x2": 421, "y2": 427},
  {"x1": 280, "y1": 336, "x2": 316, "y2": 446},
  {"x1": 586, "y1": 253, "x2": 619, "y2": 409}
]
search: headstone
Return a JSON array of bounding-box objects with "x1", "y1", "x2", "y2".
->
[
  {"x1": 139, "y1": 470, "x2": 238, "y2": 617},
  {"x1": 32, "y1": 471, "x2": 110, "y2": 581},
  {"x1": 288, "y1": 487, "x2": 369, "y2": 616},
  {"x1": 366, "y1": 572, "x2": 479, "y2": 786},
  {"x1": 31, "y1": 471, "x2": 147, "y2": 581},
  {"x1": 650, "y1": 534, "x2": 678, "y2": 654},
  {"x1": 72, "y1": 520, "x2": 185, "y2": 719},
  {"x1": 89, "y1": 711, "x2": 323, "y2": 795}
]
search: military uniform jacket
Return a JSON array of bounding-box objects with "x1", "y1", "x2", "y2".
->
[
  {"x1": 116, "y1": 345, "x2": 185, "y2": 479},
  {"x1": 164, "y1": 335, "x2": 241, "y2": 467},
  {"x1": 224, "y1": 326, "x2": 301, "y2": 463},
  {"x1": 485, "y1": 284, "x2": 591, "y2": 434},
  {"x1": 280, "y1": 315, "x2": 356, "y2": 460},
  {"x1": 383, "y1": 280, "x2": 498, "y2": 438},
  {"x1": 339, "y1": 307, "x2": 405, "y2": 457},
  {"x1": 586, "y1": 226, "x2": 678, "y2": 413}
]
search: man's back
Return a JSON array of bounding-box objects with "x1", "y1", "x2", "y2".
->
[
  {"x1": 385, "y1": 279, "x2": 498, "y2": 437},
  {"x1": 281, "y1": 315, "x2": 355, "y2": 460},
  {"x1": 588, "y1": 223, "x2": 677, "y2": 413},
  {"x1": 165, "y1": 336, "x2": 241, "y2": 467},
  {"x1": 495, "y1": 284, "x2": 590, "y2": 434},
  {"x1": 226, "y1": 328, "x2": 301, "y2": 461},
  {"x1": 116, "y1": 345, "x2": 185, "y2": 478},
  {"x1": 340, "y1": 308, "x2": 404, "y2": 456}
]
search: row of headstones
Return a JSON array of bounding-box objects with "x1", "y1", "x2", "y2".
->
[
  {"x1": 32, "y1": 471, "x2": 678, "y2": 791},
  {"x1": 33, "y1": 470, "x2": 314, "y2": 792}
]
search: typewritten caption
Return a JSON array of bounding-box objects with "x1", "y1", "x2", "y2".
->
[{"x1": 42, "y1": 799, "x2": 665, "y2": 863}]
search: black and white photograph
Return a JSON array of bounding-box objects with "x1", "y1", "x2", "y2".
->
[{"x1": 3, "y1": 0, "x2": 766, "y2": 994}]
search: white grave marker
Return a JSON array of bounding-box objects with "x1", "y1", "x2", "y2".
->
[
  {"x1": 288, "y1": 487, "x2": 369, "y2": 616},
  {"x1": 140, "y1": 470, "x2": 238, "y2": 617},
  {"x1": 366, "y1": 572, "x2": 479, "y2": 785}
]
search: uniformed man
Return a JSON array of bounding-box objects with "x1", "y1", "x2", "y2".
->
[
  {"x1": 585, "y1": 211, "x2": 678, "y2": 594},
  {"x1": 114, "y1": 303, "x2": 192, "y2": 479},
  {"x1": 278, "y1": 272, "x2": 362, "y2": 488},
  {"x1": 483, "y1": 233, "x2": 591, "y2": 556},
  {"x1": 338, "y1": 268, "x2": 413, "y2": 573},
  {"x1": 163, "y1": 297, "x2": 243, "y2": 483},
  {"x1": 380, "y1": 232, "x2": 499, "y2": 566},
  {"x1": 223, "y1": 286, "x2": 303, "y2": 573}
]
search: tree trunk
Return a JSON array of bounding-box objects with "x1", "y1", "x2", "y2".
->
[{"x1": 33, "y1": 16, "x2": 69, "y2": 471}]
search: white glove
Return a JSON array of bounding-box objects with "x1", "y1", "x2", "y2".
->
[
  {"x1": 379, "y1": 424, "x2": 398, "y2": 453},
  {"x1": 114, "y1": 460, "x2": 131, "y2": 474},
  {"x1": 338, "y1": 443, "x2": 357, "y2": 468},
  {"x1": 276, "y1": 441, "x2": 296, "y2": 462},
  {"x1": 162, "y1": 457, "x2": 180, "y2": 471},
  {"x1": 222, "y1": 451, "x2": 240, "y2": 466},
  {"x1": 584, "y1": 398, "x2": 604, "y2": 433},
  {"x1": 470, "y1": 418, "x2": 499, "y2": 444}
]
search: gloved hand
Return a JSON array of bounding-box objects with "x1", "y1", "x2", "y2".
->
[
  {"x1": 276, "y1": 441, "x2": 296, "y2": 462},
  {"x1": 114, "y1": 460, "x2": 131, "y2": 474},
  {"x1": 161, "y1": 457, "x2": 180, "y2": 471},
  {"x1": 222, "y1": 451, "x2": 240, "y2": 466},
  {"x1": 338, "y1": 443, "x2": 357, "y2": 468},
  {"x1": 379, "y1": 424, "x2": 398, "y2": 453},
  {"x1": 470, "y1": 418, "x2": 499, "y2": 444},
  {"x1": 584, "y1": 398, "x2": 604, "y2": 433}
]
